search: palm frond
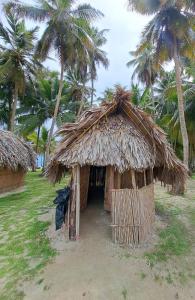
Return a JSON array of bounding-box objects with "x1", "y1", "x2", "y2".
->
[
  {"x1": 73, "y1": 4, "x2": 103, "y2": 21},
  {"x1": 9, "y1": 1, "x2": 50, "y2": 21}
]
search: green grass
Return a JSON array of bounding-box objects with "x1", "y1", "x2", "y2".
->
[
  {"x1": 0, "y1": 171, "x2": 67, "y2": 300},
  {"x1": 145, "y1": 201, "x2": 191, "y2": 268}
]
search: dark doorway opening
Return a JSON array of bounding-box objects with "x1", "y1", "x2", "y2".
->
[{"x1": 87, "y1": 166, "x2": 106, "y2": 206}]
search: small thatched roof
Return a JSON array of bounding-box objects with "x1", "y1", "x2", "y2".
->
[
  {"x1": 46, "y1": 88, "x2": 187, "y2": 187},
  {"x1": 0, "y1": 130, "x2": 36, "y2": 172}
]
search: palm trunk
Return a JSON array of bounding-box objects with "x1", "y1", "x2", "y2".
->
[
  {"x1": 150, "y1": 84, "x2": 155, "y2": 119},
  {"x1": 36, "y1": 126, "x2": 41, "y2": 154},
  {"x1": 45, "y1": 63, "x2": 64, "y2": 166},
  {"x1": 10, "y1": 83, "x2": 18, "y2": 132},
  {"x1": 173, "y1": 42, "x2": 189, "y2": 168},
  {"x1": 91, "y1": 77, "x2": 94, "y2": 106},
  {"x1": 77, "y1": 83, "x2": 86, "y2": 116},
  {"x1": 7, "y1": 97, "x2": 12, "y2": 130}
]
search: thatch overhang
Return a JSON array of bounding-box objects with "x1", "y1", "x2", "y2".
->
[
  {"x1": 0, "y1": 130, "x2": 36, "y2": 172},
  {"x1": 46, "y1": 89, "x2": 188, "y2": 187}
]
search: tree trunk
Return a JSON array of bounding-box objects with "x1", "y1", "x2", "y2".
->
[
  {"x1": 173, "y1": 42, "x2": 189, "y2": 168},
  {"x1": 7, "y1": 97, "x2": 12, "y2": 131},
  {"x1": 10, "y1": 83, "x2": 18, "y2": 132},
  {"x1": 45, "y1": 63, "x2": 64, "y2": 166},
  {"x1": 36, "y1": 126, "x2": 41, "y2": 154},
  {"x1": 77, "y1": 83, "x2": 86, "y2": 116},
  {"x1": 150, "y1": 84, "x2": 155, "y2": 119},
  {"x1": 91, "y1": 77, "x2": 94, "y2": 106}
]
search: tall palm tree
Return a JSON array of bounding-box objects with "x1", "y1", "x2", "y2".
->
[
  {"x1": 127, "y1": 45, "x2": 160, "y2": 115},
  {"x1": 9, "y1": 0, "x2": 103, "y2": 163},
  {"x1": 128, "y1": 1, "x2": 195, "y2": 167},
  {"x1": 88, "y1": 27, "x2": 109, "y2": 105},
  {"x1": 0, "y1": 11, "x2": 38, "y2": 131}
]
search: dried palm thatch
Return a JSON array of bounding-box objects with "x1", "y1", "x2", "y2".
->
[
  {"x1": 0, "y1": 130, "x2": 36, "y2": 172},
  {"x1": 45, "y1": 88, "x2": 188, "y2": 189}
]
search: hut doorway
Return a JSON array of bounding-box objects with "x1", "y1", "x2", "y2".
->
[{"x1": 87, "y1": 166, "x2": 106, "y2": 206}]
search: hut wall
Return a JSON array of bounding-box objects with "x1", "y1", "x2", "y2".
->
[
  {"x1": 0, "y1": 168, "x2": 25, "y2": 194},
  {"x1": 111, "y1": 184, "x2": 154, "y2": 245},
  {"x1": 80, "y1": 166, "x2": 90, "y2": 210},
  {"x1": 121, "y1": 170, "x2": 133, "y2": 189}
]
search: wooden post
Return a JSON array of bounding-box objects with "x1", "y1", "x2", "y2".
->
[
  {"x1": 131, "y1": 170, "x2": 137, "y2": 189},
  {"x1": 80, "y1": 166, "x2": 90, "y2": 210},
  {"x1": 69, "y1": 171, "x2": 76, "y2": 240},
  {"x1": 75, "y1": 165, "x2": 80, "y2": 240},
  {"x1": 104, "y1": 166, "x2": 115, "y2": 211},
  {"x1": 144, "y1": 171, "x2": 147, "y2": 186},
  {"x1": 69, "y1": 165, "x2": 80, "y2": 241}
]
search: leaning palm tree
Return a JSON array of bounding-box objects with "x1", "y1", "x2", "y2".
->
[
  {"x1": 0, "y1": 11, "x2": 38, "y2": 132},
  {"x1": 9, "y1": 0, "x2": 103, "y2": 164},
  {"x1": 88, "y1": 27, "x2": 109, "y2": 105},
  {"x1": 128, "y1": 1, "x2": 195, "y2": 167}
]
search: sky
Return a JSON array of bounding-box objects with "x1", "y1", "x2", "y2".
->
[{"x1": 0, "y1": 0, "x2": 151, "y2": 98}]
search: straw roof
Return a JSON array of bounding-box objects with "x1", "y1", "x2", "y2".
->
[
  {"x1": 0, "y1": 130, "x2": 36, "y2": 172},
  {"x1": 46, "y1": 88, "x2": 187, "y2": 187}
]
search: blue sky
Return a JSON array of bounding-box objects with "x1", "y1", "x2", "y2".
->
[{"x1": 1, "y1": 0, "x2": 151, "y2": 97}]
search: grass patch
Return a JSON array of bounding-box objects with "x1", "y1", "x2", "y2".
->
[
  {"x1": 0, "y1": 171, "x2": 67, "y2": 300},
  {"x1": 145, "y1": 201, "x2": 191, "y2": 268}
]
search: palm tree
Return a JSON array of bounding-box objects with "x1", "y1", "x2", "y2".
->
[
  {"x1": 88, "y1": 27, "x2": 109, "y2": 105},
  {"x1": 0, "y1": 11, "x2": 38, "y2": 131},
  {"x1": 17, "y1": 71, "x2": 60, "y2": 137},
  {"x1": 9, "y1": 0, "x2": 103, "y2": 164},
  {"x1": 27, "y1": 126, "x2": 56, "y2": 168},
  {"x1": 0, "y1": 81, "x2": 13, "y2": 129},
  {"x1": 127, "y1": 45, "x2": 159, "y2": 115},
  {"x1": 155, "y1": 69, "x2": 195, "y2": 169},
  {"x1": 128, "y1": 0, "x2": 195, "y2": 13},
  {"x1": 65, "y1": 66, "x2": 91, "y2": 115},
  {"x1": 128, "y1": 1, "x2": 195, "y2": 167},
  {"x1": 131, "y1": 83, "x2": 153, "y2": 113}
]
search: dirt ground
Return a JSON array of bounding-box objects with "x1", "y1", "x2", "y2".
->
[{"x1": 22, "y1": 183, "x2": 195, "y2": 300}]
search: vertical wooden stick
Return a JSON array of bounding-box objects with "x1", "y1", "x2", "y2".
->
[
  {"x1": 144, "y1": 171, "x2": 147, "y2": 186},
  {"x1": 75, "y1": 165, "x2": 80, "y2": 240},
  {"x1": 131, "y1": 170, "x2": 136, "y2": 189}
]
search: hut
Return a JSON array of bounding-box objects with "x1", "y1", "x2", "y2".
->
[
  {"x1": 0, "y1": 130, "x2": 36, "y2": 195},
  {"x1": 46, "y1": 89, "x2": 187, "y2": 245}
]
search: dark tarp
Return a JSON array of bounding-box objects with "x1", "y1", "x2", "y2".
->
[{"x1": 53, "y1": 187, "x2": 70, "y2": 230}]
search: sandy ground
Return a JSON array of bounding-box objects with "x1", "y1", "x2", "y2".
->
[{"x1": 22, "y1": 186, "x2": 195, "y2": 300}]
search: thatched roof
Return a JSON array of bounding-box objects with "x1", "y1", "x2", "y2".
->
[
  {"x1": 0, "y1": 130, "x2": 36, "y2": 172},
  {"x1": 46, "y1": 88, "x2": 187, "y2": 187}
]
